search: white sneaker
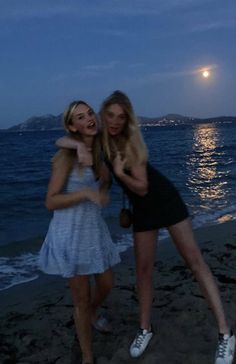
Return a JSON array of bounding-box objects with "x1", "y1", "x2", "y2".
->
[
  {"x1": 215, "y1": 331, "x2": 235, "y2": 364},
  {"x1": 129, "y1": 328, "x2": 153, "y2": 358}
]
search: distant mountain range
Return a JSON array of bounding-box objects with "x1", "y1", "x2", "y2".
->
[{"x1": 4, "y1": 113, "x2": 236, "y2": 132}]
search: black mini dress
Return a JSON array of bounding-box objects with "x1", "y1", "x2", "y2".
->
[{"x1": 108, "y1": 161, "x2": 189, "y2": 232}]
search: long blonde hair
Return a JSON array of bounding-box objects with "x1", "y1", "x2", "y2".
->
[
  {"x1": 53, "y1": 100, "x2": 102, "y2": 177},
  {"x1": 100, "y1": 90, "x2": 148, "y2": 168}
]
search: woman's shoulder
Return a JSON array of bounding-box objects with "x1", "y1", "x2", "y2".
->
[
  {"x1": 52, "y1": 149, "x2": 76, "y2": 171},
  {"x1": 53, "y1": 148, "x2": 76, "y2": 161},
  {"x1": 125, "y1": 141, "x2": 148, "y2": 168},
  {"x1": 124, "y1": 141, "x2": 135, "y2": 159}
]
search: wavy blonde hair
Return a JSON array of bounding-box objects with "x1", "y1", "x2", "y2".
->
[
  {"x1": 100, "y1": 91, "x2": 148, "y2": 168},
  {"x1": 53, "y1": 100, "x2": 102, "y2": 177}
]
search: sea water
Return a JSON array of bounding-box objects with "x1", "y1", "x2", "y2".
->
[{"x1": 0, "y1": 122, "x2": 236, "y2": 290}]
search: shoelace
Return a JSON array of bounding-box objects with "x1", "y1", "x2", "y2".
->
[
  {"x1": 134, "y1": 331, "x2": 147, "y2": 348},
  {"x1": 217, "y1": 334, "x2": 229, "y2": 358}
]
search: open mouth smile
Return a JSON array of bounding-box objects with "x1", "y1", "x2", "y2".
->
[{"x1": 87, "y1": 121, "x2": 96, "y2": 129}]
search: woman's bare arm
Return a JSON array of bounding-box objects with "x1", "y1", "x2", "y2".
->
[
  {"x1": 56, "y1": 136, "x2": 79, "y2": 149},
  {"x1": 56, "y1": 136, "x2": 92, "y2": 165},
  {"x1": 99, "y1": 162, "x2": 112, "y2": 192},
  {"x1": 45, "y1": 157, "x2": 105, "y2": 210}
]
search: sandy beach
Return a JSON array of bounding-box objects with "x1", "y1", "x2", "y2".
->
[{"x1": 1, "y1": 220, "x2": 236, "y2": 364}]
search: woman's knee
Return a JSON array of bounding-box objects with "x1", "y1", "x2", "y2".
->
[
  {"x1": 71, "y1": 285, "x2": 91, "y2": 312},
  {"x1": 105, "y1": 278, "x2": 113, "y2": 292},
  {"x1": 74, "y1": 294, "x2": 91, "y2": 313},
  {"x1": 99, "y1": 277, "x2": 113, "y2": 295},
  {"x1": 136, "y1": 261, "x2": 154, "y2": 281},
  {"x1": 185, "y1": 252, "x2": 207, "y2": 275},
  {"x1": 96, "y1": 281, "x2": 112, "y2": 297}
]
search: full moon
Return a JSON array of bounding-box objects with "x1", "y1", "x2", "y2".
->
[{"x1": 202, "y1": 70, "x2": 210, "y2": 78}]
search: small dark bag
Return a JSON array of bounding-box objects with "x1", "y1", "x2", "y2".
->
[{"x1": 119, "y1": 192, "x2": 133, "y2": 228}]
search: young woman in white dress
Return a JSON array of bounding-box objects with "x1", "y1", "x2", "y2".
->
[{"x1": 39, "y1": 100, "x2": 120, "y2": 364}]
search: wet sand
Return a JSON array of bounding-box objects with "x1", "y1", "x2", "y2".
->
[{"x1": 0, "y1": 220, "x2": 236, "y2": 363}]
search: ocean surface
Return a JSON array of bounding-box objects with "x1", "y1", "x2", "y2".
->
[{"x1": 0, "y1": 122, "x2": 236, "y2": 291}]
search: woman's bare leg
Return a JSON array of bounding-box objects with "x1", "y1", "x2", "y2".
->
[
  {"x1": 134, "y1": 230, "x2": 158, "y2": 329},
  {"x1": 91, "y1": 268, "x2": 113, "y2": 321},
  {"x1": 168, "y1": 218, "x2": 230, "y2": 334},
  {"x1": 68, "y1": 275, "x2": 93, "y2": 364}
]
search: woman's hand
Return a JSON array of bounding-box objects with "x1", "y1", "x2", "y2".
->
[
  {"x1": 113, "y1": 152, "x2": 127, "y2": 177},
  {"x1": 85, "y1": 189, "x2": 109, "y2": 206},
  {"x1": 112, "y1": 157, "x2": 148, "y2": 196}
]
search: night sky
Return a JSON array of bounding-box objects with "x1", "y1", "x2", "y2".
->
[{"x1": 1, "y1": 0, "x2": 236, "y2": 128}]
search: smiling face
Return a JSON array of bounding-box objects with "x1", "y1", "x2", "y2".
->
[
  {"x1": 68, "y1": 103, "x2": 97, "y2": 137},
  {"x1": 104, "y1": 103, "x2": 127, "y2": 137}
]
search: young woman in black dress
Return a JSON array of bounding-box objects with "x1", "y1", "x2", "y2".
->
[
  {"x1": 100, "y1": 91, "x2": 235, "y2": 364},
  {"x1": 56, "y1": 92, "x2": 235, "y2": 364}
]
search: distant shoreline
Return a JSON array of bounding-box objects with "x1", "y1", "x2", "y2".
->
[{"x1": 2, "y1": 115, "x2": 236, "y2": 132}]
